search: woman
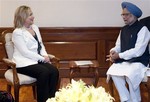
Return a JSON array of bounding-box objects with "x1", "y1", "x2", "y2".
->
[{"x1": 12, "y1": 5, "x2": 59, "y2": 102}]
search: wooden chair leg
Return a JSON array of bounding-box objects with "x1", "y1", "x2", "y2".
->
[
  {"x1": 32, "y1": 85, "x2": 37, "y2": 99},
  {"x1": 14, "y1": 85, "x2": 20, "y2": 102},
  {"x1": 93, "y1": 68, "x2": 99, "y2": 87},
  {"x1": 109, "y1": 79, "x2": 114, "y2": 97},
  {"x1": 7, "y1": 84, "x2": 11, "y2": 93},
  {"x1": 70, "y1": 69, "x2": 74, "y2": 83},
  {"x1": 56, "y1": 77, "x2": 61, "y2": 91},
  {"x1": 147, "y1": 86, "x2": 150, "y2": 102},
  {"x1": 144, "y1": 83, "x2": 150, "y2": 101},
  {"x1": 143, "y1": 77, "x2": 150, "y2": 101}
]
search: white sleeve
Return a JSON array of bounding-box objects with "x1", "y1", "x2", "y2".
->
[
  {"x1": 119, "y1": 26, "x2": 150, "y2": 60},
  {"x1": 12, "y1": 29, "x2": 45, "y2": 61}
]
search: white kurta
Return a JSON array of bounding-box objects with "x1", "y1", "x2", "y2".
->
[{"x1": 107, "y1": 26, "x2": 150, "y2": 90}]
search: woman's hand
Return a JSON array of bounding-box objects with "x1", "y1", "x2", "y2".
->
[{"x1": 43, "y1": 55, "x2": 50, "y2": 63}]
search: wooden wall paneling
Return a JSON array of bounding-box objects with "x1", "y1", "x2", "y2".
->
[
  {"x1": 0, "y1": 27, "x2": 120, "y2": 78},
  {"x1": 44, "y1": 41, "x2": 97, "y2": 60},
  {"x1": 97, "y1": 40, "x2": 106, "y2": 67},
  {"x1": 98, "y1": 40, "x2": 116, "y2": 77}
]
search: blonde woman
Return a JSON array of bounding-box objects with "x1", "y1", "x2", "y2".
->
[{"x1": 12, "y1": 5, "x2": 59, "y2": 102}]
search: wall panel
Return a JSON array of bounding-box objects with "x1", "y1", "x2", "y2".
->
[{"x1": 0, "y1": 27, "x2": 120, "y2": 78}]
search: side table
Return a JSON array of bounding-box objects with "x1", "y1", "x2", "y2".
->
[{"x1": 69, "y1": 60, "x2": 99, "y2": 87}]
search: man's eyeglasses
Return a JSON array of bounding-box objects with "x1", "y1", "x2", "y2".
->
[{"x1": 121, "y1": 13, "x2": 131, "y2": 17}]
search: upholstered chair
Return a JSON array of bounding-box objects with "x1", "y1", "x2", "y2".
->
[{"x1": 1, "y1": 29, "x2": 60, "y2": 102}]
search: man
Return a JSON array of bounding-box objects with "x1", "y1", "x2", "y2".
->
[{"x1": 106, "y1": 2, "x2": 150, "y2": 102}]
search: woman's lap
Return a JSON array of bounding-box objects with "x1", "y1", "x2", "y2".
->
[{"x1": 16, "y1": 63, "x2": 58, "y2": 78}]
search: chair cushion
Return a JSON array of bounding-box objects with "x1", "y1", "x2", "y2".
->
[{"x1": 4, "y1": 69, "x2": 37, "y2": 85}]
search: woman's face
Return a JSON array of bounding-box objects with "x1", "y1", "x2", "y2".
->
[{"x1": 24, "y1": 9, "x2": 34, "y2": 27}]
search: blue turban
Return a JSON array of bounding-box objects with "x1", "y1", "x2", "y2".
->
[{"x1": 121, "y1": 2, "x2": 142, "y2": 18}]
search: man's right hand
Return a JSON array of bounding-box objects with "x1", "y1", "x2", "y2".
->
[{"x1": 106, "y1": 54, "x2": 115, "y2": 62}]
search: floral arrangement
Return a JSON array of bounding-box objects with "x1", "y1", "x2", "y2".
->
[{"x1": 46, "y1": 79, "x2": 114, "y2": 102}]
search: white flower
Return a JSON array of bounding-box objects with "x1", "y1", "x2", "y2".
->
[{"x1": 46, "y1": 79, "x2": 114, "y2": 102}]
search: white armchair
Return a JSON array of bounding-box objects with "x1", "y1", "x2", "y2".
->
[{"x1": 1, "y1": 29, "x2": 60, "y2": 102}]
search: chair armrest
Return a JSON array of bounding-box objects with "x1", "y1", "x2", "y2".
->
[
  {"x1": 48, "y1": 54, "x2": 60, "y2": 68},
  {"x1": 2, "y1": 58, "x2": 20, "y2": 85},
  {"x1": 3, "y1": 58, "x2": 16, "y2": 67},
  {"x1": 48, "y1": 54, "x2": 55, "y2": 59}
]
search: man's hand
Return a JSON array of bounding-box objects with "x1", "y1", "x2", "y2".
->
[
  {"x1": 106, "y1": 50, "x2": 120, "y2": 62},
  {"x1": 111, "y1": 51, "x2": 120, "y2": 60},
  {"x1": 106, "y1": 54, "x2": 115, "y2": 62}
]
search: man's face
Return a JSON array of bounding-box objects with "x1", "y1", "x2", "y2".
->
[{"x1": 121, "y1": 8, "x2": 135, "y2": 25}]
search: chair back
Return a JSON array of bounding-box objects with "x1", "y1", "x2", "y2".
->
[
  {"x1": 1, "y1": 29, "x2": 37, "y2": 84},
  {"x1": 1, "y1": 29, "x2": 14, "y2": 60},
  {"x1": 140, "y1": 16, "x2": 150, "y2": 56}
]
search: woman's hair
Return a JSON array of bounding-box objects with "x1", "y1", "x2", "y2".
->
[{"x1": 14, "y1": 5, "x2": 31, "y2": 28}]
